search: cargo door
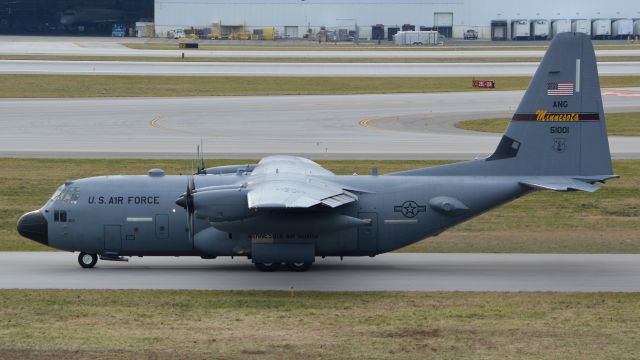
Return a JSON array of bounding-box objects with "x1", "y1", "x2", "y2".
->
[
  {"x1": 155, "y1": 214, "x2": 169, "y2": 239},
  {"x1": 104, "y1": 225, "x2": 122, "y2": 251},
  {"x1": 434, "y1": 12, "x2": 453, "y2": 38},
  {"x1": 357, "y1": 212, "x2": 378, "y2": 255}
]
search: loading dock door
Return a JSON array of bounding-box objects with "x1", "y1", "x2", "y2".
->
[
  {"x1": 104, "y1": 225, "x2": 122, "y2": 251},
  {"x1": 434, "y1": 12, "x2": 453, "y2": 38},
  {"x1": 284, "y1": 26, "x2": 299, "y2": 38}
]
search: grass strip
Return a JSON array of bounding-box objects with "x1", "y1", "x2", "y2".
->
[
  {"x1": 456, "y1": 112, "x2": 640, "y2": 136},
  {"x1": 1, "y1": 75, "x2": 640, "y2": 98},
  {"x1": 1, "y1": 159, "x2": 638, "y2": 253},
  {"x1": 0, "y1": 290, "x2": 638, "y2": 359}
]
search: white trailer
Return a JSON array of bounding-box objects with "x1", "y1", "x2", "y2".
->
[
  {"x1": 592, "y1": 19, "x2": 612, "y2": 39},
  {"x1": 571, "y1": 19, "x2": 591, "y2": 36},
  {"x1": 530, "y1": 20, "x2": 549, "y2": 40},
  {"x1": 511, "y1": 20, "x2": 530, "y2": 40},
  {"x1": 551, "y1": 19, "x2": 571, "y2": 38},
  {"x1": 393, "y1": 31, "x2": 439, "y2": 45},
  {"x1": 612, "y1": 19, "x2": 633, "y2": 39}
]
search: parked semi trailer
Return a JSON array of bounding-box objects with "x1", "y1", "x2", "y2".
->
[
  {"x1": 393, "y1": 31, "x2": 439, "y2": 45},
  {"x1": 530, "y1": 20, "x2": 549, "y2": 40},
  {"x1": 612, "y1": 19, "x2": 633, "y2": 39},
  {"x1": 592, "y1": 19, "x2": 612, "y2": 39},
  {"x1": 572, "y1": 19, "x2": 591, "y2": 36},
  {"x1": 511, "y1": 19, "x2": 529, "y2": 40},
  {"x1": 551, "y1": 19, "x2": 571, "y2": 38}
]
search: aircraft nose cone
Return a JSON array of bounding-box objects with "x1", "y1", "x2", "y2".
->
[{"x1": 17, "y1": 211, "x2": 48, "y2": 246}]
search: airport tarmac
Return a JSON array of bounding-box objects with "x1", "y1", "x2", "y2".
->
[
  {"x1": 2, "y1": 39, "x2": 640, "y2": 59},
  {"x1": 1, "y1": 252, "x2": 639, "y2": 292},
  {"x1": 1, "y1": 90, "x2": 639, "y2": 159},
  {"x1": 2, "y1": 59, "x2": 640, "y2": 77}
]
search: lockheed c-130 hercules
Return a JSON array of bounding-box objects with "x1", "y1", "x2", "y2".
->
[{"x1": 17, "y1": 33, "x2": 617, "y2": 272}]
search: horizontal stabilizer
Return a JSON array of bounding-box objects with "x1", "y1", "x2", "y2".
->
[{"x1": 519, "y1": 177, "x2": 601, "y2": 192}]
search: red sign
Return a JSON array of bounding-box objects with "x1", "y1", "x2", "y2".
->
[{"x1": 472, "y1": 80, "x2": 495, "y2": 88}]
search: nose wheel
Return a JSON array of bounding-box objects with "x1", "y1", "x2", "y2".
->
[{"x1": 78, "y1": 252, "x2": 98, "y2": 268}]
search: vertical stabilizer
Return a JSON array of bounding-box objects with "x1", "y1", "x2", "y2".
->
[{"x1": 488, "y1": 32, "x2": 613, "y2": 176}]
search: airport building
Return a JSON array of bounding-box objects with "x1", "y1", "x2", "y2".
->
[{"x1": 1, "y1": 0, "x2": 639, "y2": 40}]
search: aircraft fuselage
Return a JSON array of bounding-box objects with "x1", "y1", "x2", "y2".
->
[{"x1": 21, "y1": 171, "x2": 527, "y2": 261}]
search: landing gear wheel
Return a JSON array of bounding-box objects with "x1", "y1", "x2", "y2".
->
[
  {"x1": 78, "y1": 252, "x2": 98, "y2": 269},
  {"x1": 254, "y1": 262, "x2": 281, "y2": 272},
  {"x1": 286, "y1": 262, "x2": 312, "y2": 272}
]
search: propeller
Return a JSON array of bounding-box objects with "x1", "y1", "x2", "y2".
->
[{"x1": 176, "y1": 175, "x2": 196, "y2": 242}]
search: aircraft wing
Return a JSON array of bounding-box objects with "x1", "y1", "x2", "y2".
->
[{"x1": 246, "y1": 156, "x2": 358, "y2": 209}]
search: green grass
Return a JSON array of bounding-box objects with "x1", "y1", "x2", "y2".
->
[
  {"x1": 456, "y1": 112, "x2": 640, "y2": 136},
  {"x1": 0, "y1": 290, "x2": 638, "y2": 359},
  {"x1": 1, "y1": 159, "x2": 638, "y2": 253},
  {"x1": 1, "y1": 75, "x2": 640, "y2": 98}
]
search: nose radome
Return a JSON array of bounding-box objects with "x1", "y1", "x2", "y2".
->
[{"x1": 17, "y1": 211, "x2": 48, "y2": 246}]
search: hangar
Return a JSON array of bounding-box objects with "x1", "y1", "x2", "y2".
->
[
  {"x1": 0, "y1": 0, "x2": 152, "y2": 35},
  {"x1": 0, "y1": 0, "x2": 638, "y2": 39}
]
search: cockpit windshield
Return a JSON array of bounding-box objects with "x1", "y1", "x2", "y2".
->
[{"x1": 54, "y1": 186, "x2": 80, "y2": 204}]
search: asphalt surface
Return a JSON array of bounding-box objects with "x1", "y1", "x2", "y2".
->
[
  {"x1": 1, "y1": 39, "x2": 640, "y2": 59},
  {"x1": 1, "y1": 252, "x2": 639, "y2": 292},
  {"x1": 2, "y1": 59, "x2": 640, "y2": 77},
  {"x1": 2, "y1": 90, "x2": 639, "y2": 160}
]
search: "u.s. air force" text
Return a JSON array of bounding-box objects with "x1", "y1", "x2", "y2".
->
[{"x1": 88, "y1": 196, "x2": 160, "y2": 205}]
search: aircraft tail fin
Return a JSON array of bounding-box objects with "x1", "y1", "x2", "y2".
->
[{"x1": 486, "y1": 32, "x2": 613, "y2": 177}]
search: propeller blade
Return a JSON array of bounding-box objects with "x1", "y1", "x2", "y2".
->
[
  {"x1": 175, "y1": 175, "x2": 196, "y2": 242},
  {"x1": 195, "y1": 143, "x2": 206, "y2": 175}
]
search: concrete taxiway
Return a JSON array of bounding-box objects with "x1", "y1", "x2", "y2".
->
[
  {"x1": 1, "y1": 90, "x2": 639, "y2": 159},
  {"x1": 1, "y1": 252, "x2": 639, "y2": 292},
  {"x1": 2, "y1": 40, "x2": 640, "y2": 59},
  {"x1": 2, "y1": 60, "x2": 640, "y2": 77}
]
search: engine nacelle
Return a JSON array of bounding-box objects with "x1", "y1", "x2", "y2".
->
[{"x1": 193, "y1": 186, "x2": 252, "y2": 222}]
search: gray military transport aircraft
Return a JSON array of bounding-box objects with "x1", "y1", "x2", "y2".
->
[{"x1": 17, "y1": 33, "x2": 616, "y2": 272}]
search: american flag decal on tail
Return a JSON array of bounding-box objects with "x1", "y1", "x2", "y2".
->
[{"x1": 547, "y1": 82, "x2": 574, "y2": 96}]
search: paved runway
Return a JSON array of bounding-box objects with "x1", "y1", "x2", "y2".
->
[
  {"x1": 1, "y1": 90, "x2": 639, "y2": 159},
  {"x1": 2, "y1": 40, "x2": 640, "y2": 59},
  {"x1": 2, "y1": 59, "x2": 640, "y2": 77},
  {"x1": 1, "y1": 252, "x2": 639, "y2": 292}
]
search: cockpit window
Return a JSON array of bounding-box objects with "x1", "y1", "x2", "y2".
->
[{"x1": 55, "y1": 187, "x2": 80, "y2": 204}]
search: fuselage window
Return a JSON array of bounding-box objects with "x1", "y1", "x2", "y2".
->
[{"x1": 54, "y1": 210, "x2": 68, "y2": 222}]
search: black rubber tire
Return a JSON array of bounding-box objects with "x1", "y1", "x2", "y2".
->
[
  {"x1": 78, "y1": 252, "x2": 98, "y2": 269},
  {"x1": 286, "y1": 262, "x2": 313, "y2": 272},
  {"x1": 254, "y1": 262, "x2": 281, "y2": 272}
]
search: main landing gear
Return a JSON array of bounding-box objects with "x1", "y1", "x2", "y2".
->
[
  {"x1": 254, "y1": 262, "x2": 313, "y2": 272},
  {"x1": 78, "y1": 252, "x2": 98, "y2": 268}
]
